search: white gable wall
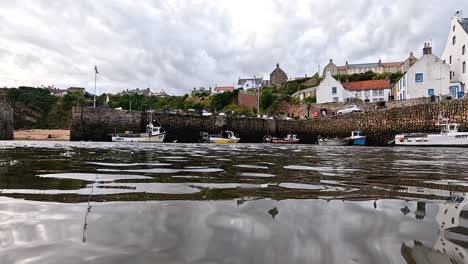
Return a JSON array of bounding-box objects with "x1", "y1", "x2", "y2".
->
[
  {"x1": 396, "y1": 53, "x2": 451, "y2": 100},
  {"x1": 441, "y1": 12, "x2": 468, "y2": 90},
  {"x1": 316, "y1": 71, "x2": 352, "y2": 103}
]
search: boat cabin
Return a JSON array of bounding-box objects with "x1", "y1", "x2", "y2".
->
[
  {"x1": 146, "y1": 123, "x2": 162, "y2": 136},
  {"x1": 440, "y1": 123, "x2": 460, "y2": 134}
]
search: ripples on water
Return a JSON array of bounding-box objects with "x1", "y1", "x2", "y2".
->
[{"x1": 1, "y1": 141, "x2": 468, "y2": 263}]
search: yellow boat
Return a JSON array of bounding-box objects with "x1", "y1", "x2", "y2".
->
[{"x1": 208, "y1": 131, "x2": 240, "y2": 144}]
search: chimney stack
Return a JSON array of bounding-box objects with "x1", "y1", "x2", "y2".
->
[{"x1": 423, "y1": 43, "x2": 432, "y2": 55}]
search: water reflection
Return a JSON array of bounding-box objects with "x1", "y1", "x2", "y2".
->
[{"x1": 1, "y1": 141, "x2": 468, "y2": 263}]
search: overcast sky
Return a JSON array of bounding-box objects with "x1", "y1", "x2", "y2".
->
[{"x1": 0, "y1": 0, "x2": 466, "y2": 95}]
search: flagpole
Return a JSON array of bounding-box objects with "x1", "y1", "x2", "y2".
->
[{"x1": 93, "y1": 66, "x2": 98, "y2": 108}]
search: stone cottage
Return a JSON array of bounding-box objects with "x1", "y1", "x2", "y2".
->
[{"x1": 270, "y1": 63, "x2": 288, "y2": 85}]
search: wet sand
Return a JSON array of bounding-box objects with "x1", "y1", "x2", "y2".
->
[{"x1": 14, "y1": 129, "x2": 70, "y2": 141}]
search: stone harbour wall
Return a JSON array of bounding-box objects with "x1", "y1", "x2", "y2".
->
[
  {"x1": 70, "y1": 107, "x2": 142, "y2": 141},
  {"x1": 0, "y1": 101, "x2": 14, "y2": 140},
  {"x1": 71, "y1": 99, "x2": 468, "y2": 145}
]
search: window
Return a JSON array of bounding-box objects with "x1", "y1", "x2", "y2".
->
[
  {"x1": 450, "y1": 71, "x2": 452, "y2": 80},
  {"x1": 372, "y1": 90, "x2": 378, "y2": 96},
  {"x1": 450, "y1": 56, "x2": 452, "y2": 64},
  {"x1": 379, "y1": 98, "x2": 385, "y2": 102},
  {"x1": 333, "y1": 97, "x2": 339, "y2": 102},
  {"x1": 356, "y1": 91, "x2": 362, "y2": 97},
  {"x1": 415, "y1": 73, "x2": 423, "y2": 82},
  {"x1": 398, "y1": 82, "x2": 400, "y2": 91},
  {"x1": 453, "y1": 25, "x2": 456, "y2": 32},
  {"x1": 453, "y1": 36, "x2": 456, "y2": 45},
  {"x1": 403, "y1": 76, "x2": 406, "y2": 87},
  {"x1": 378, "y1": 90, "x2": 384, "y2": 96},
  {"x1": 464, "y1": 61, "x2": 466, "y2": 74},
  {"x1": 372, "y1": 98, "x2": 378, "y2": 102},
  {"x1": 332, "y1": 87, "x2": 337, "y2": 94},
  {"x1": 463, "y1": 45, "x2": 466, "y2": 55},
  {"x1": 428, "y1": 89, "x2": 434, "y2": 96},
  {"x1": 403, "y1": 91, "x2": 406, "y2": 100},
  {"x1": 365, "y1": 90, "x2": 370, "y2": 97}
]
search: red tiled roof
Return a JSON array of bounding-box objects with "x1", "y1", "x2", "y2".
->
[
  {"x1": 337, "y1": 66, "x2": 347, "y2": 70},
  {"x1": 343, "y1": 79, "x2": 390, "y2": 91},
  {"x1": 383, "y1": 62, "x2": 403, "y2": 67},
  {"x1": 214, "y1": 86, "x2": 234, "y2": 91}
]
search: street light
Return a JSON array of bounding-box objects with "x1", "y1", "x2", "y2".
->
[{"x1": 93, "y1": 65, "x2": 99, "y2": 108}]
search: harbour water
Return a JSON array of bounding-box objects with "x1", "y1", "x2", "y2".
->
[{"x1": 1, "y1": 141, "x2": 468, "y2": 263}]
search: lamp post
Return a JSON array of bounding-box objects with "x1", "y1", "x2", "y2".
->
[
  {"x1": 255, "y1": 75, "x2": 260, "y2": 116},
  {"x1": 93, "y1": 65, "x2": 99, "y2": 108}
]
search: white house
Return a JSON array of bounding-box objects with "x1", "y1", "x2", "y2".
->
[
  {"x1": 213, "y1": 86, "x2": 235, "y2": 94},
  {"x1": 396, "y1": 43, "x2": 452, "y2": 100},
  {"x1": 316, "y1": 71, "x2": 352, "y2": 103},
  {"x1": 441, "y1": 11, "x2": 468, "y2": 94},
  {"x1": 343, "y1": 79, "x2": 391, "y2": 102},
  {"x1": 237, "y1": 77, "x2": 263, "y2": 90}
]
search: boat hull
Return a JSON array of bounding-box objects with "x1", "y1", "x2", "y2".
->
[
  {"x1": 395, "y1": 133, "x2": 468, "y2": 147},
  {"x1": 318, "y1": 139, "x2": 349, "y2": 146},
  {"x1": 210, "y1": 138, "x2": 240, "y2": 144},
  {"x1": 351, "y1": 136, "x2": 366, "y2": 146},
  {"x1": 112, "y1": 134, "x2": 165, "y2": 142},
  {"x1": 271, "y1": 140, "x2": 300, "y2": 144}
]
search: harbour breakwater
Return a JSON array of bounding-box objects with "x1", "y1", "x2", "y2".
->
[
  {"x1": 71, "y1": 99, "x2": 468, "y2": 145},
  {"x1": 0, "y1": 101, "x2": 14, "y2": 140}
]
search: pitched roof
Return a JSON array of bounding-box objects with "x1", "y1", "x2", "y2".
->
[
  {"x1": 383, "y1": 62, "x2": 403, "y2": 67},
  {"x1": 459, "y1": 18, "x2": 468, "y2": 34},
  {"x1": 337, "y1": 66, "x2": 347, "y2": 71},
  {"x1": 214, "y1": 86, "x2": 234, "y2": 91},
  {"x1": 238, "y1": 78, "x2": 262, "y2": 85},
  {"x1": 343, "y1": 79, "x2": 390, "y2": 91}
]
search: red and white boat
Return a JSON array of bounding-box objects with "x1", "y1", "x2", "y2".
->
[{"x1": 264, "y1": 134, "x2": 300, "y2": 144}]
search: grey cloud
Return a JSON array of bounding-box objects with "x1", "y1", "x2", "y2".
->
[{"x1": 0, "y1": 0, "x2": 465, "y2": 94}]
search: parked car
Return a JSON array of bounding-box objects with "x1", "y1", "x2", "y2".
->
[{"x1": 337, "y1": 105, "x2": 363, "y2": 115}]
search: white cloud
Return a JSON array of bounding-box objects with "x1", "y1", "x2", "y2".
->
[{"x1": 0, "y1": 0, "x2": 465, "y2": 95}]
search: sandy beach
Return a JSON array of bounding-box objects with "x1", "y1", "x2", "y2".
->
[{"x1": 14, "y1": 129, "x2": 70, "y2": 141}]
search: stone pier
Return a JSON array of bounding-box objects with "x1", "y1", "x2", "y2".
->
[
  {"x1": 0, "y1": 101, "x2": 14, "y2": 140},
  {"x1": 71, "y1": 99, "x2": 468, "y2": 145}
]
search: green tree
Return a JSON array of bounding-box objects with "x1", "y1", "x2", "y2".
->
[{"x1": 303, "y1": 96, "x2": 316, "y2": 118}]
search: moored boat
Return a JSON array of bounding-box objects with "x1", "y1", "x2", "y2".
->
[
  {"x1": 395, "y1": 122, "x2": 468, "y2": 147},
  {"x1": 200, "y1": 131, "x2": 240, "y2": 144},
  {"x1": 318, "y1": 137, "x2": 349, "y2": 146},
  {"x1": 264, "y1": 134, "x2": 300, "y2": 144},
  {"x1": 112, "y1": 123, "x2": 166, "y2": 142},
  {"x1": 318, "y1": 130, "x2": 366, "y2": 146},
  {"x1": 346, "y1": 130, "x2": 366, "y2": 146}
]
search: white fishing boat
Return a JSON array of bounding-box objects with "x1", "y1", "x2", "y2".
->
[
  {"x1": 112, "y1": 123, "x2": 166, "y2": 142},
  {"x1": 264, "y1": 134, "x2": 300, "y2": 144},
  {"x1": 200, "y1": 131, "x2": 240, "y2": 144},
  {"x1": 395, "y1": 122, "x2": 468, "y2": 147},
  {"x1": 318, "y1": 137, "x2": 349, "y2": 146}
]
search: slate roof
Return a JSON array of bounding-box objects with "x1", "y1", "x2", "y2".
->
[
  {"x1": 459, "y1": 18, "x2": 468, "y2": 34},
  {"x1": 238, "y1": 78, "x2": 263, "y2": 86}
]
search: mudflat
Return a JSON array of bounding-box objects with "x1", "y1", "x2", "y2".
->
[{"x1": 14, "y1": 129, "x2": 70, "y2": 141}]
